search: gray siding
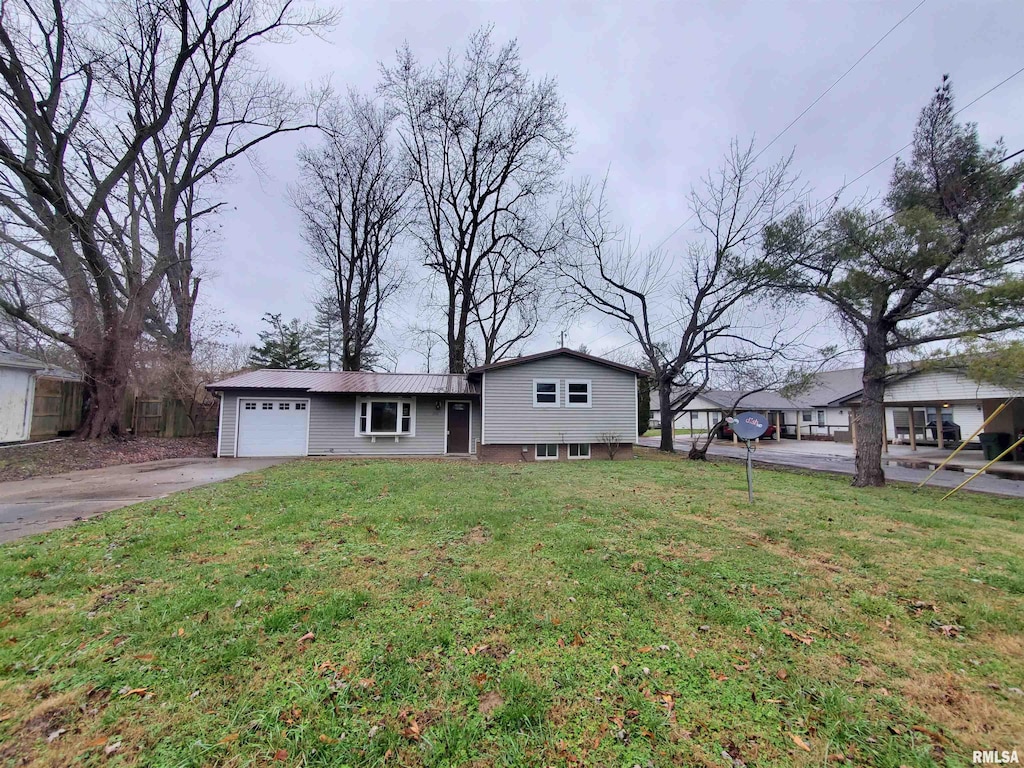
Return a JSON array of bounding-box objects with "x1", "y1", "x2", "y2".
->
[
  {"x1": 482, "y1": 356, "x2": 638, "y2": 444},
  {"x1": 218, "y1": 391, "x2": 479, "y2": 457}
]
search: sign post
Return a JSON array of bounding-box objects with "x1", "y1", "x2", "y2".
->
[{"x1": 728, "y1": 411, "x2": 770, "y2": 503}]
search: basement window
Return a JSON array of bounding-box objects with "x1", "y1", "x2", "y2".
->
[
  {"x1": 568, "y1": 443, "x2": 591, "y2": 459},
  {"x1": 536, "y1": 443, "x2": 559, "y2": 460}
]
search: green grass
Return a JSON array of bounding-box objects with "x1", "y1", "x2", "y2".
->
[
  {"x1": 642, "y1": 428, "x2": 698, "y2": 437},
  {"x1": 2, "y1": 450, "x2": 1022, "y2": 767}
]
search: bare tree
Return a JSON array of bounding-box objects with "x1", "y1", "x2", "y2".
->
[
  {"x1": 0, "y1": 0, "x2": 335, "y2": 438},
  {"x1": 470, "y1": 248, "x2": 545, "y2": 364},
  {"x1": 380, "y1": 27, "x2": 573, "y2": 372},
  {"x1": 292, "y1": 93, "x2": 407, "y2": 371},
  {"x1": 560, "y1": 142, "x2": 820, "y2": 454}
]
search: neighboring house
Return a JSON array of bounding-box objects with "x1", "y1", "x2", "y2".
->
[
  {"x1": 207, "y1": 348, "x2": 647, "y2": 461},
  {"x1": 0, "y1": 348, "x2": 45, "y2": 443},
  {"x1": 661, "y1": 362, "x2": 1023, "y2": 450},
  {"x1": 655, "y1": 368, "x2": 865, "y2": 440},
  {"x1": 837, "y1": 365, "x2": 1024, "y2": 451},
  {"x1": 668, "y1": 390, "x2": 796, "y2": 436}
]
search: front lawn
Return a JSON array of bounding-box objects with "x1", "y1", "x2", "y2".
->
[{"x1": 1, "y1": 452, "x2": 1022, "y2": 766}]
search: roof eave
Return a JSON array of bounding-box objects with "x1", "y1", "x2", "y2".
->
[{"x1": 468, "y1": 347, "x2": 650, "y2": 377}]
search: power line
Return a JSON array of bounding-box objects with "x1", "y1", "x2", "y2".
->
[
  {"x1": 598, "y1": 144, "x2": 1024, "y2": 359},
  {"x1": 643, "y1": 0, "x2": 927, "y2": 262},
  {"x1": 752, "y1": 0, "x2": 927, "y2": 164}
]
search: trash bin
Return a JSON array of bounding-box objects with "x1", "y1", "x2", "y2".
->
[{"x1": 979, "y1": 432, "x2": 1012, "y2": 461}]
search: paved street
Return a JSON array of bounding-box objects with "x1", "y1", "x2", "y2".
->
[
  {"x1": 639, "y1": 436, "x2": 1024, "y2": 499},
  {"x1": 0, "y1": 457, "x2": 287, "y2": 543}
]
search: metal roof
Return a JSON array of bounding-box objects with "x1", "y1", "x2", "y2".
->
[
  {"x1": 468, "y1": 347, "x2": 649, "y2": 377},
  {"x1": 798, "y1": 367, "x2": 865, "y2": 407},
  {"x1": 207, "y1": 369, "x2": 479, "y2": 396},
  {"x1": 0, "y1": 348, "x2": 46, "y2": 371},
  {"x1": 693, "y1": 389, "x2": 800, "y2": 410}
]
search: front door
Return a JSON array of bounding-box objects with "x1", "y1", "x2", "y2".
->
[{"x1": 446, "y1": 401, "x2": 470, "y2": 453}]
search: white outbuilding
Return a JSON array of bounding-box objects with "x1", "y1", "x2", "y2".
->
[{"x1": 0, "y1": 348, "x2": 45, "y2": 443}]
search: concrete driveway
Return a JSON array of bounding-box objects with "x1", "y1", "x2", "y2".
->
[{"x1": 0, "y1": 457, "x2": 287, "y2": 543}]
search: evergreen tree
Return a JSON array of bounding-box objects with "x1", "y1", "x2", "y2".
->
[
  {"x1": 772, "y1": 77, "x2": 1024, "y2": 486},
  {"x1": 248, "y1": 313, "x2": 321, "y2": 370},
  {"x1": 309, "y1": 297, "x2": 343, "y2": 371}
]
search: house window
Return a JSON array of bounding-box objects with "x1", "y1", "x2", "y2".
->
[
  {"x1": 817, "y1": 410, "x2": 825, "y2": 427},
  {"x1": 533, "y1": 379, "x2": 559, "y2": 407},
  {"x1": 536, "y1": 443, "x2": 559, "y2": 460},
  {"x1": 568, "y1": 443, "x2": 590, "y2": 459},
  {"x1": 244, "y1": 402, "x2": 256, "y2": 410},
  {"x1": 295, "y1": 402, "x2": 307, "y2": 411},
  {"x1": 279, "y1": 402, "x2": 290, "y2": 410},
  {"x1": 262, "y1": 402, "x2": 273, "y2": 410},
  {"x1": 357, "y1": 399, "x2": 415, "y2": 436},
  {"x1": 565, "y1": 380, "x2": 592, "y2": 408},
  {"x1": 801, "y1": 410, "x2": 812, "y2": 422}
]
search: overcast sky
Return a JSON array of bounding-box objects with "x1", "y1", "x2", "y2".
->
[{"x1": 207, "y1": 0, "x2": 1024, "y2": 370}]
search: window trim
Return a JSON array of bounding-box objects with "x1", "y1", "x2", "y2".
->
[
  {"x1": 568, "y1": 442, "x2": 591, "y2": 460},
  {"x1": 801, "y1": 410, "x2": 812, "y2": 423},
  {"x1": 532, "y1": 379, "x2": 560, "y2": 408},
  {"x1": 564, "y1": 379, "x2": 592, "y2": 408},
  {"x1": 535, "y1": 443, "x2": 559, "y2": 460},
  {"x1": 354, "y1": 397, "x2": 417, "y2": 437}
]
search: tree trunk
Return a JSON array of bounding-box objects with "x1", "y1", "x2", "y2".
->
[
  {"x1": 853, "y1": 328, "x2": 888, "y2": 487},
  {"x1": 449, "y1": 324, "x2": 467, "y2": 374},
  {"x1": 79, "y1": 350, "x2": 130, "y2": 440},
  {"x1": 658, "y1": 382, "x2": 675, "y2": 452}
]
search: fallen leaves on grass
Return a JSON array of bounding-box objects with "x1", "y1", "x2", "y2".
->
[
  {"x1": 790, "y1": 733, "x2": 811, "y2": 751},
  {"x1": 273, "y1": 748, "x2": 288, "y2": 761},
  {"x1": 931, "y1": 622, "x2": 963, "y2": 638},
  {"x1": 780, "y1": 627, "x2": 814, "y2": 645},
  {"x1": 219, "y1": 733, "x2": 239, "y2": 744}
]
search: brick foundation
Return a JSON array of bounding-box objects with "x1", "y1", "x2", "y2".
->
[{"x1": 476, "y1": 443, "x2": 634, "y2": 463}]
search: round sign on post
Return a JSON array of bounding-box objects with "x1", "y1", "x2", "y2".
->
[
  {"x1": 732, "y1": 411, "x2": 769, "y2": 504},
  {"x1": 733, "y1": 411, "x2": 770, "y2": 440}
]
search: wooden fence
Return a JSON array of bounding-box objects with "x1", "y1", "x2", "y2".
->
[
  {"x1": 30, "y1": 377, "x2": 83, "y2": 440},
  {"x1": 30, "y1": 378, "x2": 219, "y2": 440}
]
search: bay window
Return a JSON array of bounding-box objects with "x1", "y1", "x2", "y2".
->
[{"x1": 356, "y1": 398, "x2": 415, "y2": 436}]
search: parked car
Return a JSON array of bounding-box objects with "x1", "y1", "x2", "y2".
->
[
  {"x1": 718, "y1": 422, "x2": 777, "y2": 440},
  {"x1": 925, "y1": 419, "x2": 961, "y2": 442}
]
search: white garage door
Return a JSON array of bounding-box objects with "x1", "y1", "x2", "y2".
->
[{"x1": 237, "y1": 399, "x2": 309, "y2": 457}]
